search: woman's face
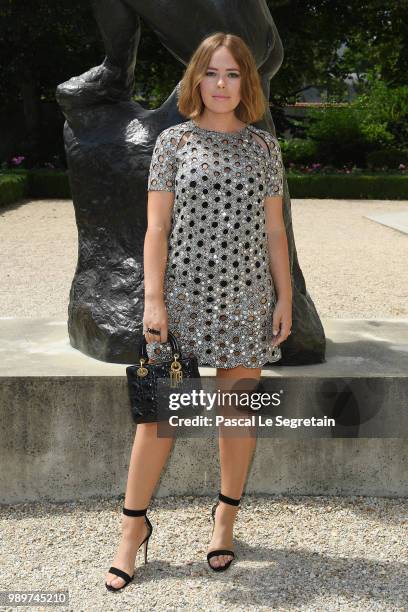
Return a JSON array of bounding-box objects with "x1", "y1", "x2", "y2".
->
[{"x1": 199, "y1": 46, "x2": 242, "y2": 115}]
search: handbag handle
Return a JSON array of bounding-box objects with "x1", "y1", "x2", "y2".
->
[{"x1": 138, "y1": 330, "x2": 183, "y2": 361}]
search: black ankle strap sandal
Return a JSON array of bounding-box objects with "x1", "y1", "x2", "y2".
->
[
  {"x1": 105, "y1": 506, "x2": 153, "y2": 592},
  {"x1": 207, "y1": 492, "x2": 241, "y2": 572},
  {"x1": 123, "y1": 507, "x2": 147, "y2": 516},
  {"x1": 211, "y1": 492, "x2": 241, "y2": 521}
]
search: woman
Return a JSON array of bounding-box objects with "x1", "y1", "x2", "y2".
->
[{"x1": 106, "y1": 31, "x2": 292, "y2": 591}]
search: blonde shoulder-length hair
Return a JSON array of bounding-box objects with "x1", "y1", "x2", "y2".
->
[{"x1": 177, "y1": 32, "x2": 268, "y2": 124}]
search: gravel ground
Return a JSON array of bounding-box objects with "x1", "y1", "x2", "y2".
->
[
  {"x1": 0, "y1": 198, "x2": 407, "y2": 318},
  {"x1": 1, "y1": 198, "x2": 407, "y2": 611},
  {"x1": 0, "y1": 494, "x2": 407, "y2": 612}
]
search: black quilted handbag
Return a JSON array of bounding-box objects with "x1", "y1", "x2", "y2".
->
[{"x1": 126, "y1": 330, "x2": 202, "y2": 424}]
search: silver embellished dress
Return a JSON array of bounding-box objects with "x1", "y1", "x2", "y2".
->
[{"x1": 146, "y1": 118, "x2": 284, "y2": 369}]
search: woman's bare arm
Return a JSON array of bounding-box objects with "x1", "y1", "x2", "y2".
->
[
  {"x1": 264, "y1": 194, "x2": 292, "y2": 345},
  {"x1": 264, "y1": 195, "x2": 292, "y2": 303},
  {"x1": 143, "y1": 190, "x2": 174, "y2": 345},
  {"x1": 144, "y1": 190, "x2": 174, "y2": 300}
]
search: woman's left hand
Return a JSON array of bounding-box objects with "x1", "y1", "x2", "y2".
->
[{"x1": 272, "y1": 298, "x2": 293, "y2": 347}]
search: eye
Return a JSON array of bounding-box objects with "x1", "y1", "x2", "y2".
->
[{"x1": 205, "y1": 71, "x2": 240, "y2": 78}]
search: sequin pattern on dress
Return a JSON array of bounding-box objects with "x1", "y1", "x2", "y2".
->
[{"x1": 145, "y1": 119, "x2": 284, "y2": 368}]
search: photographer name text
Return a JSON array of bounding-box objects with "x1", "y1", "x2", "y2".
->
[{"x1": 167, "y1": 415, "x2": 335, "y2": 428}]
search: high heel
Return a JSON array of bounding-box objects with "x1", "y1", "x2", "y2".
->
[
  {"x1": 105, "y1": 506, "x2": 153, "y2": 592},
  {"x1": 207, "y1": 492, "x2": 241, "y2": 572}
]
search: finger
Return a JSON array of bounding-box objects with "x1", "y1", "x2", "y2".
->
[
  {"x1": 272, "y1": 319, "x2": 281, "y2": 337},
  {"x1": 272, "y1": 325, "x2": 281, "y2": 344},
  {"x1": 146, "y1": 333, "x2": 155, "y2": 345},
  {"x1": 145, "y1": 328, "x2": 161, "y2": 344},
  {"x1": 273, "y1": 329, "x2": 291, "y2": 346},
  {"x1": 272, "y1": 327, "x2": 287, "y2": 347}
]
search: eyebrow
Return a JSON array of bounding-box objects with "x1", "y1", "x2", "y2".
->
[{"x1": 207, "y1": 66, "x2": 240, "y2": 71}]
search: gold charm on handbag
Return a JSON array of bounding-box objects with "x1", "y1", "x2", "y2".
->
[
  {"x1": 170, "y1": 353, "x2": 183, "y2": 388},
  {"x1": 137, "y1": 357, "x2": 148, "y2": 377}
]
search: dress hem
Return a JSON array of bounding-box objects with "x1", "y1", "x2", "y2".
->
[{"x1": 198, "y1": 358, "x2": 281, "y2": 370}]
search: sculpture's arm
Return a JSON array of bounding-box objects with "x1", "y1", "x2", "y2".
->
[
  {"x1": 126, "y1": 0, "x2": 277, "y2": 67},
  {"x1": 91, "y1": 0, "x2": 141, "y2": 69}
]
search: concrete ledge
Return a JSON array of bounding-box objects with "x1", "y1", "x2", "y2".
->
[{"x1": 0, "y1": 318, "x2": 407, "y2": 503}]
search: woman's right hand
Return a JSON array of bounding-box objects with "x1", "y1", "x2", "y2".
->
[{"x1": 143, "y1": 297, "x2": 168, "y2": 345}]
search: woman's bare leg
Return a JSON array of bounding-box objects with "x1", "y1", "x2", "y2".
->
[
  {"x1": 106, "y1": 422, "x2": 175, "y2": 588},
  {"x1": 207, "y1": 365, "x2": 261, "y2": 569}
]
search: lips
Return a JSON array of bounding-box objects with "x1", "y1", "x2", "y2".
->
[{"x1": 213, "y1": 95, "x2": 229, "y2": 99}]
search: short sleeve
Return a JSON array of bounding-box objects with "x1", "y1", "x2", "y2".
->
[
  {"x1": 147, "y1": 129, "x2": 177, "y2": 192},
  {"x1": 265, "y1": 135, "x2": 284, "y2": 197}
]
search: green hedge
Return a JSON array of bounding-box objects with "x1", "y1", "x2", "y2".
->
[
  {"x1": 1, "y1": 170, "x2": 407, "y2": 205},
  {"x1": 0, "y1": 170, "x2": 71, "y2": 206},
  {"x1": 287, "y1": 174, "x2": 408, "y2": 199},
  {"x1": 0, "y1": 172, "x2": 29, "y2": 205},
  {"x1": 29, "y1": 170, "x2": 72, "y2": 199}
]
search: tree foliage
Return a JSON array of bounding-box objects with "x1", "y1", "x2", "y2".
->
[
  {"x1": 0, "y1": 1, "x2": 102, "y2": 106},
  {"x1": 1, "y1": 0, "x2": 406, "y2": 109},
  {"x1": 269, "y1": 0, "x2": 408, "y2": 104},
  {"x1": 0, "y1": 0, "x2": 406, "y2": 163}
]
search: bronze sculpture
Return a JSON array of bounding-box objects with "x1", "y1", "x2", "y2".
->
[{"x1": 56, "y1": 0, "x2": 325, "y2": 365}]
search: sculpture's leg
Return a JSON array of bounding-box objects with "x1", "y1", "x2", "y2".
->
[{"x1": 56, "y1": 0, "x2": 140, "y2": 109}]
